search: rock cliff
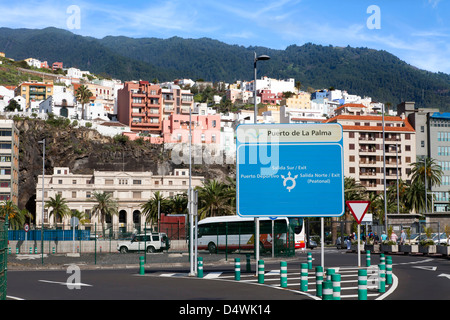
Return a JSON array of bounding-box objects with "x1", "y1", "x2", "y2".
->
[{"x1": 15, "y1": 118, "x2": 235, "y2": 217}]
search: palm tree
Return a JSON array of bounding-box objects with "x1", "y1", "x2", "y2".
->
[
  {"x1": 45, "y1": 194, "x2": 70, "y2": 226},
  {"x1": 141, "y1": 191, "x2": 168, "y2": 226},
  {"x1": 70, "y1": 209, "x2": 90, "y2": 225},
  {"x1": 411, "y1": 157, "x2": 442, "y2": 188},
  {"x1": 409, "y1": 157, "x2": 442, "y2": 213},
  {"x1": 0, "y1": 200, "x2": 26, "y2": 230},
  {"x1": 197, "y1": 179, "x2": 234, "y2": 219},
  {"x1": 75, "y1": 85, "x2": 93, "y2": 120},
  {"x1": 91, "y1": 192, "x2": 118, "y2": 234},
  {"x1": 167, "y1": 193, "x2": 188, "y2": 215}
]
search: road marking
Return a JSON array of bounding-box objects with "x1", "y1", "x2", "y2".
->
[
  {"x1": 438, "y1": 273, "x2": 450, "y2": 280},
  {"x1": 203, "y1": 272, "x2": 222, "y2": 279},
  {"x1": 412, "y1": 266, "x2": 437, "y2": 271},
  {"x1": 39, "y1": 280, "x2": 92, "y2": 287}
]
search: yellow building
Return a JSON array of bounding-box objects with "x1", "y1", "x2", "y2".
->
[
  {"x1": 280, "y1": 91, "x2": 311, "y2": 109},
  {"x1": 15, "y1": 80, "x2": 54, "y2": 111}
]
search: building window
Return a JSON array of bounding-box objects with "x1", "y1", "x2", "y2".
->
[{"x1": 133, "y1": 180, "x2": 142, "y2": 185}]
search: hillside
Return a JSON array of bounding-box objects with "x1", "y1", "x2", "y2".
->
[
  {"x1": 0, "y1": 27, "x2": 450, "y2": 110},
  {"x1": 14, "y1": 117, "x2": 233, "y2": 217}
]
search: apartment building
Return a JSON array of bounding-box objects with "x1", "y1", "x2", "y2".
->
[
  {"x1": 398, "y1": 102, "x2": 450, "y2": 212},
  {"x1": 35, "y1": 167, "x2": 204, "y2": 232},
  {"x1": 117, "y1": 81, "x2": 194, "y2": 135},
  {"x1": 0, "y1": 120, "x2": 19, "y2": 205},
  {"x1": 162, "y1": 113, "x2": 221, "y2": 144},
  {"x1": 117, "y1": 81, "x2": 163, "y2": 134},
  {"x1": 324, "y1": 105, "x2": 416, "y2": 194},
  {"x1": 15, "y1": 80, "x2": 54, "y2": 111}
]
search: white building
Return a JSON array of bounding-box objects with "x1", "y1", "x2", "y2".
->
[
  {"x1": 39, "y1": 91, "x2": 78, "y2": 119},
  {"x1": 35, "y1": 167, "x2": 204, "y2": 232}
]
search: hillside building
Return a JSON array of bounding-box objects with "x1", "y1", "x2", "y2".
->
[{"x1": 0, "y1": 120, "x2": 19, "y2": 205}]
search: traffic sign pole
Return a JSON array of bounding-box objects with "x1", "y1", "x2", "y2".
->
[{"x1": 346, "y1": 201, "x2": 371, "y2": 267}]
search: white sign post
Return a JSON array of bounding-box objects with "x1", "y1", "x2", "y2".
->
[{"x1": 346, "y1": 201, "x2": 370, "y2": 267}]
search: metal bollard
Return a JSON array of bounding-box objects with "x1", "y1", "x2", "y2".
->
[
  {"x1": 358, "y1": 269, "x2": 368, "y2": 300},
  {"x1": 386, "y1": 256, "x2": 392, "y2": 285},
  {"x1": 258, "y1": 260, "x2": 264, "y2": 284},
  {"x1": 34, "y1": 247, "x2": 38, "y2": 254},
  {"x1": 307, "y1": 252, "x2": 312, "y2": 269},
  {"x1": 366, "y1": 250, "x2": 371, "y2": 267},
  {"x1": 52, "y1": 247, "x2": 55, "y2": 254},
  {"x1": 331, "y1": 273, "x2": 341, "y2": 300},
  {"x1": 322, "y1": 280, "x2": 333, "y2": 300},
  {"x1": 139, "y1": 256, "x2": 145, "y2": 275},
  {"x1": 280, "y1": 261, "x2": 287, "y2": 288},
  {"x1": 197, "y1": 257, "x2": 204, "y2": 278},
  {"x1": 315, "y1": 266, "x2": 323, "y2": 298},
  {"x1": 29, "y1": 247, "x2": 32, "y2": 254},
  {"x1": 378, "y1": 264, "x2": 386, "y2": 293},
  {"x1": 235, "y1": 258, "x2": 241, "y2": 281},
  {"x1": 16, "y1": 247, "x2": 19, "y2": 254},
  {"x1": 300, "y1": 263, "x2": 308, "y2": 292}
]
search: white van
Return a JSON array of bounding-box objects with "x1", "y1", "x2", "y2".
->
[{"x1": 117, "y1": 232, "x2": 170, "y2": 253}]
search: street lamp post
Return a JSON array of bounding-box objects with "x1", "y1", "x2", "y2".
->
[
  {"x1": 253, "y1": 52, "x2": 270, "y2": 274},
  {"x1": 38, "y1": 139, "x2": 45, "y2": 265},
  {"x1": 382, "y1": 106, "x2": 388, "y2": 232}
]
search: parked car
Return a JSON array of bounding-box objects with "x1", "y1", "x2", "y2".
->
[
  {"x1": 117, "y1": 232, "x2": 170, "y2": 253},
  {"x1": 307, "y1": 237, "x2": 318, "y2": 249},
  {"x1": 432, "y1": 233, "x2": 448, "y2": 245},
  {"x1": 408, "y1": 233, "x2": 429, "y2": 245}
]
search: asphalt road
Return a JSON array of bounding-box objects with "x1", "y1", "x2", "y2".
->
[{"x1": 5, "y1": 248, "x2": 450, "y2": 303}]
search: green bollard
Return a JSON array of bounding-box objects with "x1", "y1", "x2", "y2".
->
[
  {"x1": 358, "y1": 269, "x2": 368, "y2": 300},
  {"x1": 322, "y1": 280, "x2": 333, "y2": 300},
  {"x1": 380, "y1": 253, "x2": 385, "y2": 265},
  {"x1": 307, "y1": 252, "x2": 312, "y2": 269},
  {"x1": 258, "y1": 260, "x2": 264, "y2": 284},
  {"x1": 331, "y1": 273, "x2": 341, "y2": 300},
  {"x1": 29, "y1": 247, "x2": 32, "y2": 254},
  {"x1": 315, "y1": 266, "x2": 323, "y2": 298},
  {"x1": 235, "y1": 258, "x2": 241, "y2": 281},
  {"x1": 386, "y1": 256, "x2": 393, "y2": 285},
  {"x1": 16, "y1": 247, "x2": 19, "y2": 254},
  {"x1": 280, "y1": 261, "x2": 287, "y2": 288},
  {"x1": 34, "y1": 247, "x2": 38, "y2": 254},
  {"x1": 197, "y1": 257, "x2": 204, "y2": 278},
  {"x1": 300, "y1": 263, "x2": 308, "y2": 292},
  {"x1": 378, "y1": 264, "x2": 386, "y2": 293},
  {"x1": 139, "y1": 256, "x2": 145, "y2": 275},
  {"x1": 366, "y1": 250, "x2": 371, "y2": 267},
  {"x1": 326, "y1": 268, "x2": 335, "y2": 281},
  {"x1": 52, "y1": 247, "x2": 55, "y2": 254}
]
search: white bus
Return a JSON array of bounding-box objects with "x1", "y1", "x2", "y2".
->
[{"x1": 197, "y1": 215, "x2": 305, "y2": 253}]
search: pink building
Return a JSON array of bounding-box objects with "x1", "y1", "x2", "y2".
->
[
  {"x1": 162, "y1": 113, "x2": 221, "y2": 144},
  {"x1": 52, "y1": 62, "x2": 63, "y2": 70},
  {"x1": 259, "y1": 89, "x2": 283, "y2": 105}
]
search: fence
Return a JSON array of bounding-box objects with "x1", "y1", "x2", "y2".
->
[{"x1": 0, "y1": 216, "x2": 7, "y2": 300}]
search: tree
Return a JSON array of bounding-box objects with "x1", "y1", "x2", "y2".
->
[
  {"x1": 141, "y1": 191, "x2": 168, "y2": 226},
  {"x1": 197, "y1": 179, "x2": 234, "y2": 219},
  {"x1": 409, "y1": 157, "x2": 442, "y2": 213},
  {"x1": 75, "y1": 85, "x2": 93, "y2": 120},
  {"x1": 0, "y1": 200, "x2": 31, "y2": 230},
  {"x1": 4, "y1": 99, "x2": 21, "y2": 112},
  {"x1": 45, "y1": 194, "x2": 70, "y2": 225},
  {"x1": 91, "y1": 192, "x2": 118, "y2": 234},
  {"x1": 167, "y1": 193, "x2": 188, "y2": 215}
]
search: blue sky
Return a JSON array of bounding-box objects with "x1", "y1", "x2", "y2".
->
[{"x1": 1, "y1": 0, "x2": 449, "y2": 74}]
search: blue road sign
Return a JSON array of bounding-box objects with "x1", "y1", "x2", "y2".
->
[{"x1": 236, "y1": 123, "x2": 344, "y2": 217}]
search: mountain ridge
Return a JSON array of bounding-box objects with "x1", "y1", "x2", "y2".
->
[{"x1": 0, "y1": 27, "x2": 449, "y2": 110}]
